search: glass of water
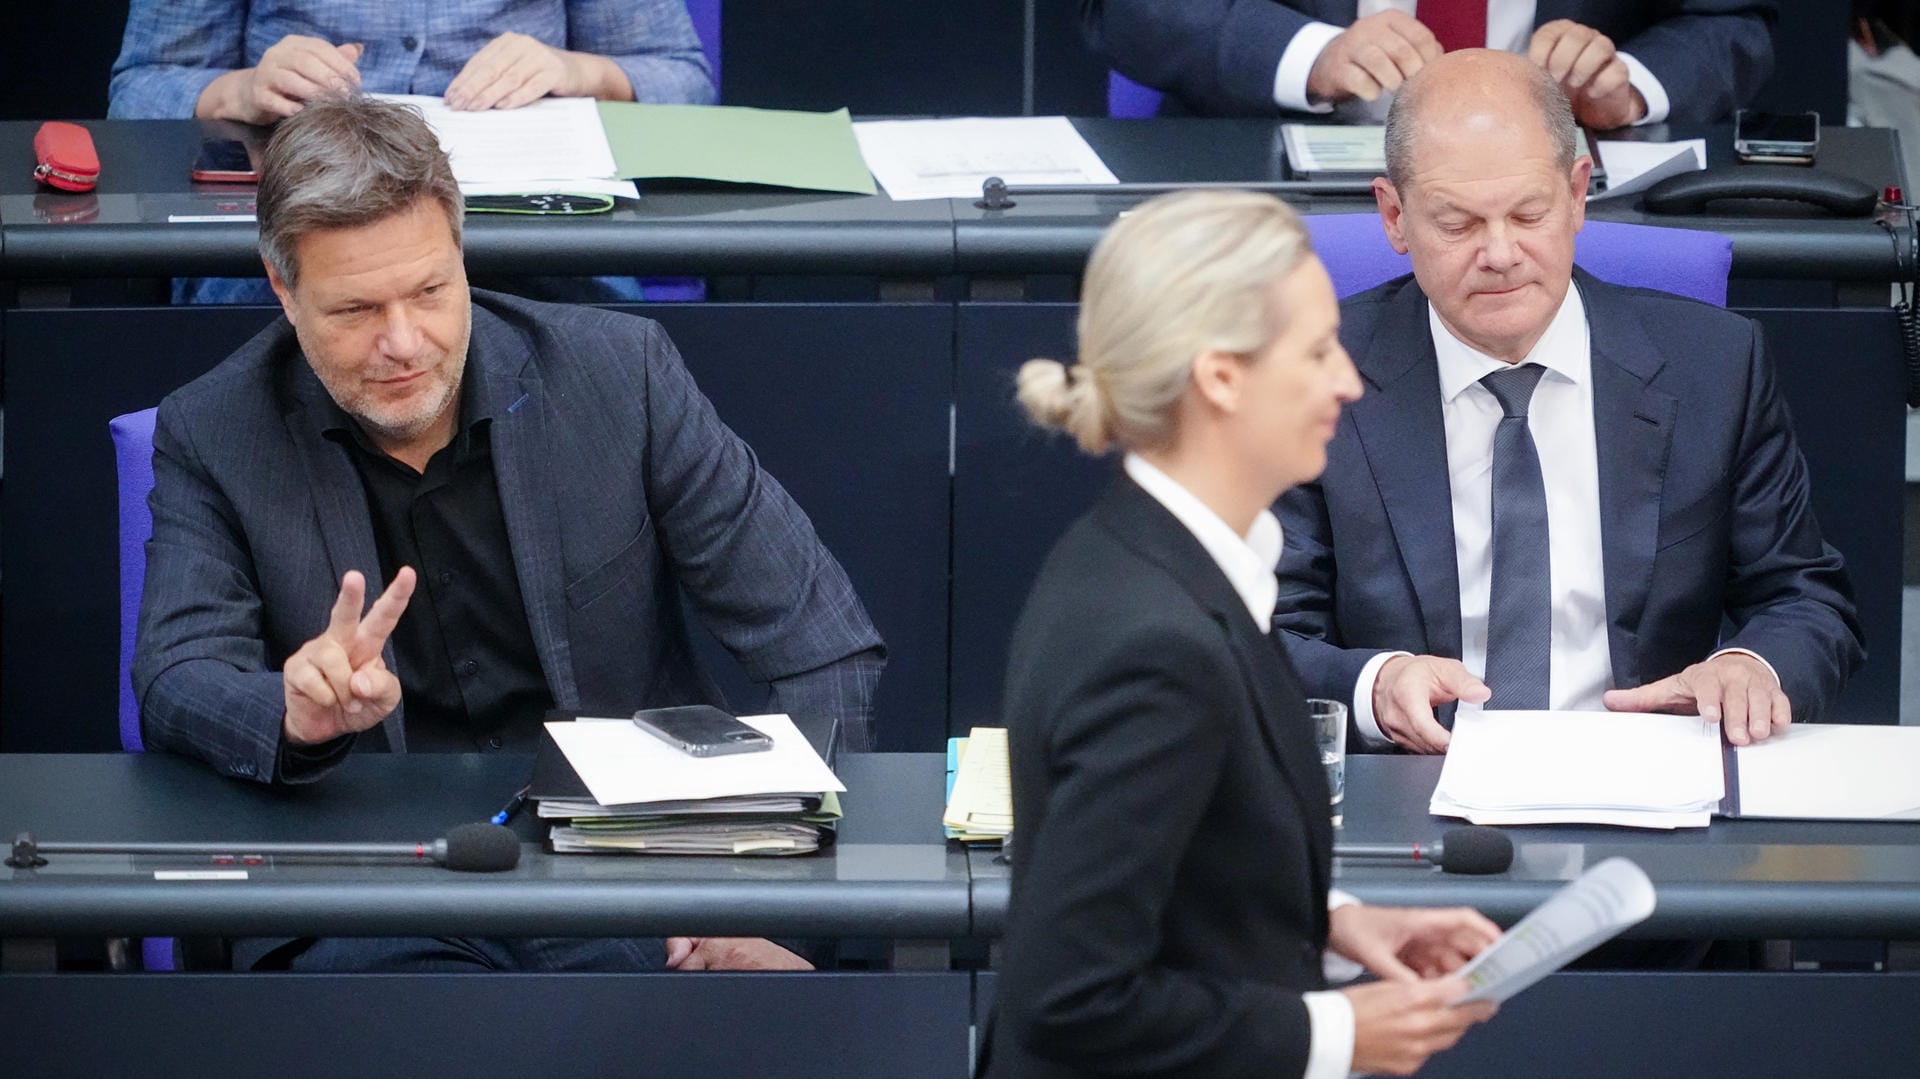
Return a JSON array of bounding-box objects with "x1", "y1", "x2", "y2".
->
[{"x1": 1306, "y1": 699, "x2": 1347, "y2": 828}]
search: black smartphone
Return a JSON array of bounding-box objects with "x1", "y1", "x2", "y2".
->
[
  {"x1": 191, "y1": 138, "x2": 259, "y2": 183},
  {"x1": 631, "y1": 704, "x2": 773, "y2": 757},
  {"x1": 1733, "y1": 110, "x2": 1819, "y2": 165}
]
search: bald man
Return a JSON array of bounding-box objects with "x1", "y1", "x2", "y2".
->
[
  {"x1": 1273, "y1": 50, "x2": 1861, "y2": 754},
  {"x1": 1085, "y1": 1, "x2": 1775, "y2": 128}
]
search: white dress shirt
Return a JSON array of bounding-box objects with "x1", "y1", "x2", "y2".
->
[
  {"x1": 1125, "y1": 454, "x2": 1360, "y2": 1079},
  {"x1": 1349, "y1": 289, "x2": 1778, "y2": 746},
  {"x1": 1273, "y1": 0, "x2": 1672, "y2": 125}
]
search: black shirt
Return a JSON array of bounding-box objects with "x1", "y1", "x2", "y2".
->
[{"x1": 324, "y1": 364, "x2": 554, "y2": 752}]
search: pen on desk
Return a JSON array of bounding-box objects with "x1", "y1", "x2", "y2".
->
[{"x1": 490, "y1": 784, "x2": 532, "y2": 826}]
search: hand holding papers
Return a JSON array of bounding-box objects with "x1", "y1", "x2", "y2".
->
[{"x1": 1456, "y1": 858, "x2": 1657, "y2": 1003}]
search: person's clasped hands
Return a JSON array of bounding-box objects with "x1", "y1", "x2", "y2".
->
[{"x1": 1306, "y1": 13, "x2": 1647, "y2": 129}]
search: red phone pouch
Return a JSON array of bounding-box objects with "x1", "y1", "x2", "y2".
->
[{"x1": 33, "y1": 122, "x2": 100, "y2": 193}]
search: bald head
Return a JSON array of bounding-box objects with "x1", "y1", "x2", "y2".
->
[{"x1": 1384, "y1": 49, "x2": 1577, "y2": 191}]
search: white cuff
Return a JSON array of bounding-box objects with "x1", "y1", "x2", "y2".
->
[
  {"x1": 1708, "y1": 647, "x2": 1782, "y2": 689},
  {"x1": 1351, "y1": 651, "x2": 1411, "y2": 748},
  {"x1": 1302, "y1": 989, "x2": 1357, "y2": 1079},
  {"x1": 1274, "y1": 21, "x2": 1346, "y2": 112},
  {"x1": 1328, "y1": 888, "x2": 1360, "y2": 911},
  {"x1": 1616, "y1": 51, "x2": 1670, "y2": 126}
]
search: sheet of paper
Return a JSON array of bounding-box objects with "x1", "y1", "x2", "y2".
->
[
  {"x1": 1431, "y1": 710, "x2": 1723, "y2": 828},
  {"x1": 458, "y1": 178, "x2": 638, "y2": 200},
  {"x1": 371, "y1": 93, "x2": 618, "y2": 185},
  {"x1": 1281, "y1": 124, "x2": 1386, "y2": 175},
  {"x1": 943, "y1": 727, "x2": 1013, "y2": 833},
  {"x1": 853, "y1": 117, "x2": 1118, "y2": 200},
  {"x1": 1457, "y1": 857, "x2": 1657, "y2": 1003},
  {"x1": 545, "y1": 714, "x2": 844, "y2": 807},
  {"x1": 1588, "y1": 139, "x2": 1706, "y2": 203},
  {"x1": 1733, "y1": 724, "x2": 1920, "y2": 820},
  {"x1": 599, "y1": 102, "x2": 877, "y2": 195}
]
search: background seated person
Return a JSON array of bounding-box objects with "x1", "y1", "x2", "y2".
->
[{"x1": 135, "y1": 96, "x2": 882, "y2": 971}]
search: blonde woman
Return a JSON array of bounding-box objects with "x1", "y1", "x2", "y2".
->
[{"x1": 979, "y1": 191, "x2": 1501, "y2": 1079}]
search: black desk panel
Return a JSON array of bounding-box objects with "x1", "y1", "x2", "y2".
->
[
  {"x1": 0, "y1": 303, "x2": 951, "y2": 753},
  {"x1": 950, "y1": 304, "x2": 1905, "y2": 733},
  {"x1": 971, "y1": 755, "x2": 1920, "y2": 940},
  {"x1": 956, "y1": 121, "x2": 1913, "y2": 284},
  {"x1": 2, "y1": 972, "x2": 975, "y2": 1079},
  {"x1": 0, "y1": 752, "x2": 969, "y2": 940},
  {"x1": 0, "y1": 120, "x2": 954, "y2": 280},
  {"x1": 974, "y1": 970, "x2": 1920, "y2": 1079}
]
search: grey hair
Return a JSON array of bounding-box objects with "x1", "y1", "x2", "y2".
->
[
  {"x1": 1017, "y1": 190, "x2": 1315, "y2": 455},
  {"x1": 256, "y1": 96, "x2": 463, "y2": 287},
  {"x1": 1384, "y1": 58, "x2": 1577, "y2": 189}
]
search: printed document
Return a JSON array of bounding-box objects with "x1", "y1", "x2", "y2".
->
[
  {"x1": 544, "y1": 714, "x2": 844, "y2": 807},
  {"x1": 1457, "y1": 857, "x2": 1656, "y2": 1003},
  {"x1": 371, "y1": 93, "x2": 619, "y2": 186},
  {"x1": 853, "y1": 117, "x2": 1118, "y2": 200}
]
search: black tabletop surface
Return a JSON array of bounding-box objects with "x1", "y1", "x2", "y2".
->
[
  {"x1": 0, "y1": 751, "x2": 970, "y2": 938},
  {"x1": 970, "y1": 754, "x2": 1920, "y2": 939},
  {"x1": 1, "y1": 118, "x2": 1906, "y2": 281}
]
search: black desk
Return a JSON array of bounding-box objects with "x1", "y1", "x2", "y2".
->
[
  {"x1": 0, "y1": 751, "x2": 976, "y2": 1079},
  {"x1": 970, "y1": 754, "x2": 1920, "y2": 1079}
]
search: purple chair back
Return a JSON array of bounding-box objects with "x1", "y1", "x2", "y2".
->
[
  {"x1": 111, "y1": 407, "x2": 159, "y2": 754},
  {"x1": 111, "y1": 407, "x2": 174, "y2": 973},
  {"x1": 1107, "y1": 71, "x2": 1164, "y2": 118},
  {"x1": 686, "y1": 0, "x2": 721, "y2": 92},
  {"x1": 1303, "y1": 214, "x2": 1733, "y2": 306}
]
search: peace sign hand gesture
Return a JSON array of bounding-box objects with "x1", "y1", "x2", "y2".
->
[{"x1": 282, "y1": 568, "x2": 417, "y2": 746}]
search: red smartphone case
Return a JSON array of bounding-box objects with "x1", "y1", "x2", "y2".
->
[{"x1": 33, "y1": 122, "x2": 100, "y2": 192}]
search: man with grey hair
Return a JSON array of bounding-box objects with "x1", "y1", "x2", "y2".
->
[
  {"x1": 135, "y1": 96, "x2": 885, "y2": 972},
  {"x1": 1274, "y1": 49, "x2": 1862, "y2": 755}
]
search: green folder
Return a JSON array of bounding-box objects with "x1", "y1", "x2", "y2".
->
[{"x1": 596, "y1": 102, "x2": 877, "y2": 196}]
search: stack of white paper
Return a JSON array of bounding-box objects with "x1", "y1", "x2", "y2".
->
[
  {"x1": 1430, "y1": 711, "x2": 1724, "y2": 829},
  {"x1": 1731, "y1": 724, "x2": 1920, "y2": 820},
  {"x1": 370, "y1": 93, "x2": 638, "y2": 199},
  {"x1": 540, "y1": 715, "x2": 846, "y2": 856},
  {"x1": 852, "y1": 117, "x2": 1118, "y2": 201}
]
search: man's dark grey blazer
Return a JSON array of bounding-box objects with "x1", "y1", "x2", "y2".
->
[
  {"x1": 134, "y1": 289, "x2": 886, "y2": 781},
  {"x1": 1084, "y1": 0, "x2": 1776, "y2": 123},
  {"x1": 1275, "y1": 270, "x2": 1863, "y2": 725}
]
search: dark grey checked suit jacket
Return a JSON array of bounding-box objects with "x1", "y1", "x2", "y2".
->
[{"x1": 134, "y1": 289, "x2": 886, "y2": 783}]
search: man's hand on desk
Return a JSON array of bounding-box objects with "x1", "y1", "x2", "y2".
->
[
  {"x1": 1328, "y1": 903, "x2": 1502, "y2": 981},
  {"x1": 1603, "y1": 652, "x2": 1791, "y2": 746},
  {"x1": 282, "y1": 568, "x2": 416, "y2": 747},
  {"x1": 1306, "y1": 11, "x2": 1442, "y2": 106},
  {"x1": 1372, "y1": 655, "x2": 1491, "y2": 754},
  {"x1": 1527, "y1": 20, "x2": 1647, "y2": 130},
  {"x1": 444, "y1": 32, "x2": 634, "y2": 111},
  {"x1": 196, "y1": 36, "x2": 364, "y2": 125},
  {"x1": 664, "y1": 937, "x2": 814, "y2": 971}
]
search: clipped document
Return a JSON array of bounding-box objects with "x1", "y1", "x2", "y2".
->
[
  {"x1": 943, "y1": 727, "x2": 1013, "y2": 839},
  {"x1": 1457, "y1": 858, "x2": 1656, "y2": 1004},
  {"x1": 853, "y1": 117, "x2": 1119, "y2": 200}
]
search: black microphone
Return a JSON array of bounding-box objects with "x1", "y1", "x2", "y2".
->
[
  {"x1": 1334, "y1": 826, "x2": 1513, "y2": 875},
  {"x1": 8, "y1": 822, "x2": 522, "y2": 873}
]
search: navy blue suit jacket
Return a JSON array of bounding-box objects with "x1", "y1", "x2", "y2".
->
[
  {"x1": 1084, "y1": 0, "x2": 1775, "y2": 123},
  {"x1": 1274, "y1": 270, "x2": 1862, "y2": 724},
  {"x1": 135, "y1": 290, "x2": 886, "y2": 782}
]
